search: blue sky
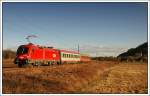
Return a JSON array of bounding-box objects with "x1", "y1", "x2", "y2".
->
[{"x1": 3, "y1": 2, "x2": 148, "y2": 56}]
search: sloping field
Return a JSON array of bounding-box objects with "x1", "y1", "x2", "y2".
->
[{"x1": 2, "y1": 60, "x2": 147, "y2": 94}]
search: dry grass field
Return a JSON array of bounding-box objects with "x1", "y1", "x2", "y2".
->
[
  {"x1": 2, "y1": 60, "x2": 148, "y2": 94},
  {"x1": 80, "y1": 63, "x2": 148, "y2": 94}
]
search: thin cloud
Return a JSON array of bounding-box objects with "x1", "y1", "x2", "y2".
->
[{"x1": 79, "y1": 44, "x2": 128, "y2": 57}]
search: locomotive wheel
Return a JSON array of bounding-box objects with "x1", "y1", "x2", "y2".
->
[
  {"x1": 34, "y1": 62, "x2": 41, "y2": 66},
  {"x1": 48, "y1": 62, "x2": 51, "y2": 66},
  {"x1": 37, "y1": 63, "x2": 41, "y2": 67},
  {"x1": 18, "y1": 63, "x2": 23, "y2": 68},
  {"x1": 57, "y1": 61, "x2": 60, "y2": 65}
]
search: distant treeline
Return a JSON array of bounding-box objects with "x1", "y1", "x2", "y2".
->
[
  {"x1": 3, "y1": 50, "x2": 16, "y2": 59},
  {"x1": 91, "y1": 56, "x2": 117, "y2": 61}
]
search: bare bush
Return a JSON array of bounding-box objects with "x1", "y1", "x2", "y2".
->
[{"x1": 3, "y1": 50, "x2": 16, "y2": 60}]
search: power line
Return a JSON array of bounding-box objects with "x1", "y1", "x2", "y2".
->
[{"x1": 25, "y1": 35, "x2": 37, "y2": 43}]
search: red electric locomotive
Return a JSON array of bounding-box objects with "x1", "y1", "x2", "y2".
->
[{"x1": 14, "y1": 43, "x2": 60, "y2": 67}]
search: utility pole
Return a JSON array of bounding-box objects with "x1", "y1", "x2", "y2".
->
[{"x1": 78, "y1": 44, "x2": 79, "y2": 53}]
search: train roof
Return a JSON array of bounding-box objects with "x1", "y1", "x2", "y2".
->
[
  {"x1": 21, "y1": 43, "x2": 54, "y2": 49},
  {"x1": 80, "y1": 53, "x2": 90, "y2": 56},
  {"x1": 19, "y1": 43, "x2": 81, "y2": 55},
  {"x1": 60, "y1": 50, "x2": 79, "y2": 54}
]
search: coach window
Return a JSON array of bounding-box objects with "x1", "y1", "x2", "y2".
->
[{"x1": 64, "y1": 54, "x2": 66, "y2": 58}]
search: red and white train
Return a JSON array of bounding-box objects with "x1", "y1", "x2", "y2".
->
[{"x1": 14, "y1": 43, "x2": 91, "y2": 67}]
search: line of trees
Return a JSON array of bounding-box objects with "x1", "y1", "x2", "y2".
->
[
  {"x1": 91, "y1": 56, "x2": 118, "y2": 61},
  {"x1": 3, "y1": 50, "x2": 16, "y2": 59}
]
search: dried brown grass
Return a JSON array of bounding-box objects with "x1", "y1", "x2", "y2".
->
[
  {"x1": 80, "y1": 63, "x2": 148, "y2": 94},
  {"x1": 3, "y1": 61, "x2": 115, "y2": 93},
  {"x1": 2, "y1": 60, "x2": 147, "y2": 94}
]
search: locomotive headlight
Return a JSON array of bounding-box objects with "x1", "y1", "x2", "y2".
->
[{"x1": 19, "y1": 56, "x2": 24, "y2": 59}]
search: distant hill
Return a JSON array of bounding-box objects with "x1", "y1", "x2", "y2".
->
[{"x1": 117, "y1": 42, "x2": 148, "y2": 62}]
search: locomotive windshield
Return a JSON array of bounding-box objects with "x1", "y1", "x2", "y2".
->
[{"x1": 17, "y1": 46, "x2": 29, "y2": 54}]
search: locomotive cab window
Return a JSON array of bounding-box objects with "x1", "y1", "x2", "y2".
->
[{"x1": 17, "y1": 47, "x2": 29, "y2": 54}]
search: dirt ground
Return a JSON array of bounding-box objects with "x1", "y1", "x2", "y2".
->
[{"x1": 2, "y1": 60, "x2": 148, "y2": 94}]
